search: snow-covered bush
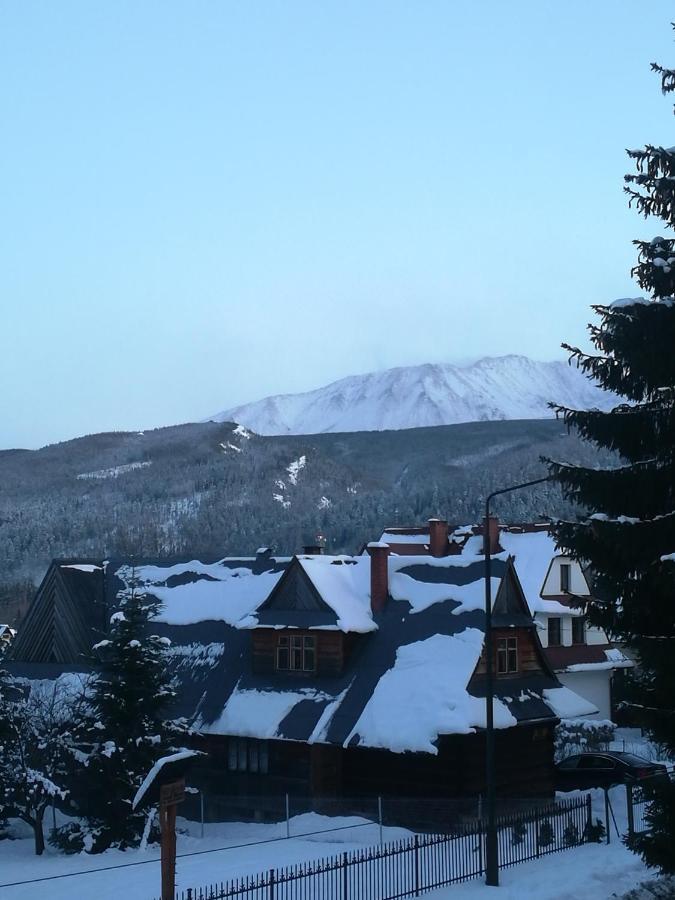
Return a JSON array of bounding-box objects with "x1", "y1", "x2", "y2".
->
[{"x1": 554, "y1": 718, "x2": 616, "y2": 761}]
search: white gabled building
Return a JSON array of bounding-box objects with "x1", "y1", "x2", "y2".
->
[{"x1": 377, "y1": 519, "x2": 631, "y2": 721}]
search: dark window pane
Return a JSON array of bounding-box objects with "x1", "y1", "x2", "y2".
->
[
  {"x1": 227, "y1": 740, "x2": 238, "y2": 771},
  {"x1": 237, "y1": 738, "x2": 247, "y2": 771},
  {"x1": 572, "y1": 617, "x2": 585, "y2": 645},
  {"x1": 560, "y1": 564, "x2": 571, "y2": 592},
  {"x1": 496, "y1": 639, "x2": 508, "y2": 674},
  {"x1": 259, "y1": 742, "x2": 269, "y2": 774},
  {"x1": 548, "y1": 617, "x2": 561, "y2": 647},
  {"x1": 277, "y1": 646, "x2": 289, "y2": 669},
  {"x1": 249, "y1": 742, "x2": 259, "y2": 773},
  {"x1": 292, "y1": 646, "x2": 303, "y2": 669}
]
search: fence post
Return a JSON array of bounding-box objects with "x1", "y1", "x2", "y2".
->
[
  {"x1": 269, "y1": 868, "x2": 275, "y2": 900},
  {"x1": 535, "y1": 808, "x2": 540, "y2": 858},
  {"x1": 342, "y1": 851, "x2": 348, "y2": 900},
  {"x1": 285, "y1": 793, "x2": 290, "y2": 839},
  {"x1": 186, "y1": 890, "x2": 192, "y2": 900},
  {"x1": 200, "y1": 791, "x2": 204, "y2": 840},
  {"x1": 414, "y1": 834, "x2": 420, "y2": 896},
  {"x1": 626, "y1": 784, "x2": 635, "y2": 839},
  {"x1": 604, "y1": 790, "x2": 611, "y2": 845},
  {"x1": 478, "y1": 822, "x2": 484, "y2": 875},
  {"x1": 585, "y1": 793, "x2": 592, "y2": 842},
  {"x1": 378, "y1": 796, "x2": 383, "y2": 846}
]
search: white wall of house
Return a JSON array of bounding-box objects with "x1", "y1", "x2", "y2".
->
[
  {"x1": 541, "y1": 556, "x2": 590, "y2": 597},
  {"x1": 557, "y1": 670, "x2": 612, "y2": 721},
  {"x1": 536, "y1": 612, "x2": 608, "y2": 649}
]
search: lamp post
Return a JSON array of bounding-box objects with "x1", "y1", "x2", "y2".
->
[{"x1": 483, "y1": 474, "x2": 551, "y2": 887}]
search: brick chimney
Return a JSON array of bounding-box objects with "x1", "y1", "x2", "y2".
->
[
  {"x1": 482, "y1": 515, "x2": 502, "y2": 554},
  {"x1": 366, "y1": 542, "x2": 390, "y2": 614},
  {"x1": 428, "y1": 518, "x2": 449, "y2": 558},
  {"x1": 302, "y1": 545, "x2": 323, "y2": 555}
]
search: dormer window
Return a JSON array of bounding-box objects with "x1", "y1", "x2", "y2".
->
[
  {"x1": 276, "y1": 635, "x2": 316, "y2": 672},
  {"x1": 496, "y1": 637, "x2": 518, "y2": 674}
]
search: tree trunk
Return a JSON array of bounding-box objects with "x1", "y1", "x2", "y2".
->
[{"x1": 33, "y1": 809, "x2": 45, "y2": 856}]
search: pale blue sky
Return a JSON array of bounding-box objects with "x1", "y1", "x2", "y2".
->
[{"x1": 1, "y1": 1, "x2": 672, "y2": 448}]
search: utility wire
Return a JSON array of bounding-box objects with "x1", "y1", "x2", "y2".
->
[{"x1": 0, "y1": 819, "x2": 375, "y2": 889}]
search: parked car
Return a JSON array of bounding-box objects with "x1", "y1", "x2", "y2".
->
[{"x1": 555, "y1": 752, "x2": 668, "y2": 791}]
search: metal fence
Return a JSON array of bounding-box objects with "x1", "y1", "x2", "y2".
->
[{"x1": 165, "y1": 794, "x2": 591, "y2": 900}]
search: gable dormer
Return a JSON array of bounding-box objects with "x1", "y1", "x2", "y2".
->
[
  {"x1": 472, "y1": 559, "x2": 554, "y2": 680},
  {"x1": 250, "y1": 557, "x2": 364, "y2": 677}
]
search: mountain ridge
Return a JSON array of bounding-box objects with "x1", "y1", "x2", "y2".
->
[{"x1": 209, "y1": 355, "x2": 615, "y2": 435}]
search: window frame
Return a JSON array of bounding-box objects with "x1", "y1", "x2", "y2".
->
[
  {"x1": 276, "y1": 633, "x2": 316, "y2": 672},
  {"x1": 227, "y1": 737, "x2": 270, "y2": 774},
  {"x1": 496, "y1": 636, "x2": 518, "y2": 674}
]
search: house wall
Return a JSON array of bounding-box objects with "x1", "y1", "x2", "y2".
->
[
  {"x1": 541, "y1": 557, "x2": 589, "y2": 597},
  {"x1": 536, "y1": 612, "x2": 608, "y2": 649},
  {"x1": 192, "y1": 722, "x2": 557, "y2": 812},
  {"x1": 557, "y1": 670, "x2": 612, "y2": 721},
  {"x1": 251, "y1": 629, "x2": 348, "y2": 676},
  {"x1": 474, "y1": 627, "x2": 544, "y2": 676}
]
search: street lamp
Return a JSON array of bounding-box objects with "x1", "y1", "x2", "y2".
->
[{"x1": 483, "y1": 474, "x2": 551, "y2": 887}]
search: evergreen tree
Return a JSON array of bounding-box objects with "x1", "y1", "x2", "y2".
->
[
  {"x1": 76, "y1": 572, "x2": 187, "y2": 852},
  {"x1": 547, "y1": 35, "x2": 675, "y2": 873}
]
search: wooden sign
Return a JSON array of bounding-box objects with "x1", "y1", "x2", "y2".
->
[{"x1": 160, "y1": 779, "x2": 185, "y2": 808}]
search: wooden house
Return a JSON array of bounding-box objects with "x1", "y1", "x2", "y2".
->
[
  {"x1": 8, "y1": 542, "x2": 595, "y2": 809},
  {"x1": 377, "y1": 518, "x2": 632, "y2": 720}
]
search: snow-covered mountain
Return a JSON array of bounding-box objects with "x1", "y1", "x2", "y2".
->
[{"x1": 209, "y1": 355, "x2": 616, "y2": 435}]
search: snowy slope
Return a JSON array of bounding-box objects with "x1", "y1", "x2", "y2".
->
[{"x1": 209, "y1": 356, "x2": 616, "y2": 435}]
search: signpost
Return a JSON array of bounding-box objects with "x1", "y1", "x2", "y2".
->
[
  {"x1": 133, "y1": 749, "x2": 201, "y2": 900},
  {"x1": 159, "y1": 779, "x2": 186, "y2": 900}
]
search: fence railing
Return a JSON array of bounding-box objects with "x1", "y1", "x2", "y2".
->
[{"x1": 165, "y1": 794, "x2": 591, "y2": 900}]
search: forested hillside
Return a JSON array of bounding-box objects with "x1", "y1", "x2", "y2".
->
[{"x1": 0, "y1": 418, "x2": 611, "y2": 625}]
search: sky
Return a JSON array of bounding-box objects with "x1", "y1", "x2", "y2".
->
[{"x1": 1, "y1": 1, "x2": 673, "y2": 449}]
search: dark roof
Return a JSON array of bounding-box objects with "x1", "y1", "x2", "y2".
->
[
  {"x1": 544, "y1": 643, "x2": 614, "y2": 671},
  {"x1": 8, "y1": 550, "x2": 594, "y2": 753}
]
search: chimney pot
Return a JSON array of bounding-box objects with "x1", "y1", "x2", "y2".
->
[
  {"x1": 428, "y1": 518, "x2": 449, "y2": 558},
  {"x1": 366, "y1": 542, "x2": 390, "y2": 614}
]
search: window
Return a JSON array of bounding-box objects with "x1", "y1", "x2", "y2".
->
[
  {"x1": 276, "y1": 634, "x2": 316, "y2": 672},
  {"x1": 496, "y1": 637, "x2": 518, "y2": 674},
  {"x1": 572, "y1": 616, "x2": 585, "y2": 645},
  {"x1": 548, "y1": 617, "x2": 562, "y2": 647},
  {"x1": 227, "y1": 738, "x2": 269, "y2": 774},
  {"x1": 560, "y1": 563, "x2": 571, "y2": 593}
]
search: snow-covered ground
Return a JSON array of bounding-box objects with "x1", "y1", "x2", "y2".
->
[{"x1": 0, "y1": 787, "x2": 658, "y2": 900}]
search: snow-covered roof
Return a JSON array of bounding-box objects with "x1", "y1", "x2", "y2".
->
[
  {"x1": 114, "y1": 558, "x2": 290, "y2": 627},
  {"x1": 9, "y1": 547, "x2": 598, "y2": 755},
  {"x1": 296, "y1": 555, "x2": 375, "y2": 633}
]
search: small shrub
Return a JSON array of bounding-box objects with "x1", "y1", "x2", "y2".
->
[
  {"x1": 583, "y1": 817, "x2": 606, "y2": 843},
  {"x1": 511, "y1": 821, "x2": 527, "y2": 846},
  {"x1": 563, "y1": 819, "x2": 580, "y2": 846},
  {"x1": 555, "y1": 719, "x2": 616, "y2": 762},
  {"x1": 538, "y1": 819, "x2": 554, "y2": 848}
]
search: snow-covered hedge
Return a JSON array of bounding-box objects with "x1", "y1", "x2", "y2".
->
[{"x1": 554, "y1": 718, "x2": 616, "y2": 761}]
